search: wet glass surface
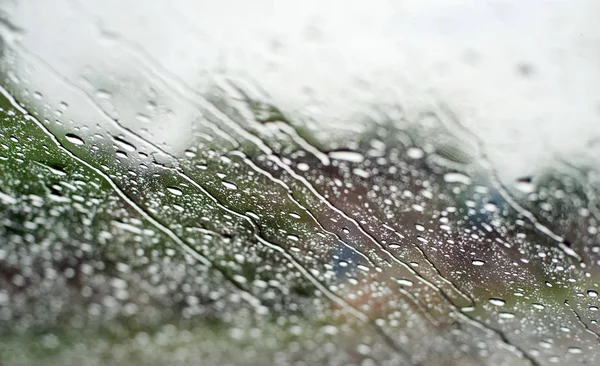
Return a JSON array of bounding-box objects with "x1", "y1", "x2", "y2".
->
[{"x1": 1, "y1": 1, "x2": 600, "y2": 365}]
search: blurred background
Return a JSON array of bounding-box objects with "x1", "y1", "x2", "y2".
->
[{"x1": 0, "y1": 1, "x2": 600, "y2": 365}]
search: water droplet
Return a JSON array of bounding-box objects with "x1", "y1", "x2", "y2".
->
[
  {"x1": 532, "y1": 303, "x2": 545, "y2": 310},
  {"x1": 499, "y1": 312, "x2": 515, "y2": 319},
  {"x1": 396, "y1": 278, "x2": 413, "y2": 287},
  {"x1": 443, "y1": 172, "x2": 472, "y2": 185},
  {"x1": 588, "y1": 290, "x2": 598, "y2": 298},
  {"x1": 136, "y1": 113, "x2": 151, "y2": 123},
  {"x1": 407, "y1": 147, "x2": 424, "y2": 159},
  {"x1": 113, "y1": 136, "x2": 136, "y2": 152},
  {"x1": 515, "y1": 177, "x2": 535, "y2": 193},
  {"x1": 415, "y1": 224, "x2": 425, "y2": 232},
  {"x1": 484, "y1": 202, "x2": 497, "y2": 212},
  {"x1": 222, "y1": 181, "x2": 238, "y2": 190},
  {"x1": 352, "y1": 168, "x2": 370, "y2": 178},
  {"x1": 297, "y1": 163, "x2": 310, "y2": 171},
  {"x1": 65, "y1": 133, "x2": 85, "y2": 146},
  {"x1": 328, "y1": 151, "x2": 365, "y2": 163},
  {"x1": 472, "y1": 259, "x2": 485, "y2": 266},
  {"x1": 489, "y1": 298, "x2": 506, "y2": 306},
  {"x1": 167, "y1": 187, "x2": 183, "y2": 196}
]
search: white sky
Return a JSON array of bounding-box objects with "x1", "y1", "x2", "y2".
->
[{"x1": 5, "y1": 0, "x2": 600, "y2": 182}]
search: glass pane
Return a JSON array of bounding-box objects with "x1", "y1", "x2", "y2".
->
[{"x1": 1, "y1": 1, "x2": 599, "y2": 365}]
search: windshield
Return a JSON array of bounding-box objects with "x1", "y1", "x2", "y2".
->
[{"x1": 1, "y1": 1, "x2": 600, "y2": 365}]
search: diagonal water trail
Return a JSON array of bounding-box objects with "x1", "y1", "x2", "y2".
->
[
  {"x1": 0, "y1": 83, "x2": 264, "y2": 311},
  {"x1": 16, "y1": 35, "x2": 393, "y2": 282},
  {"x1": 228, "y1": 150, "x2": 377, "y2": 268},
  {"x1": 564, "y1": 300, "x2": 600, "y2": 342},
  {"x1": 170, "y1": 163, "x2": 413, "y2": 360},
  {"x1": 8, "y1": 45, "x2": 390, "y2": 332},
  {"x1": 411, "y1": 238, "x2": 475, "y2": 306},
  {"x1": 93, "y1": 32, "x2": 487, "y2": 315},
  {"x1": 11, "y1": 22, "x2": 536, "y2": 362},
  {"x1": 435, "y1": 102, "x2": 582, "y2": 263}
]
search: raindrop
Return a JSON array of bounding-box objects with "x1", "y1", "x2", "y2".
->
[
  {"x1": 96, "y1": 89, "x2": 112, "y2": 99},
  {"x1": 515, "y1": 177, "x2": 535, "y2": 194},
  {"x1": 297, "y1": 162, "x2": 310, "y2": 171},
  {"x1": 65, "y1": 133, "x2": 85, "y2": 146},
  {"x1": 167, "y1": 187, "x2": 183, "y2": 196},
  {"x1": 499, "y1": 312, "x2": 516, "y2": 319},
  {"x1": 353, "y1": 168, "x2": 370, "y2": 178},
  {"x1": 136, "y1": 113, "x2": 151, "y2": 123},
  {"x1": 406, "y1": 147, "x2": 425, "y2": 159},
  {"x1": 489, "y1": 298, "x2": 506, "y2": 306},
  {"x1": 532, "y1": 303, "x2": 545, "y2": 310},
  {"x1": 222, "y1": 181, "x2": 238, "y2": 190},
  {"x1": 472, "y1": 259, "x2": 485, "y2": 266},
  {"x1": 484, "y1": 202, "x2": 497, "y2": 212},
  {"x1": 587, "y1": 290, "x2": 598, "y2": 298},
  {"x1": 113, "y1": 136, "x2": 136, "y2": 152},
  {"x1": 328, "y1": 150, "x2": 365, "y2": 163},
  {"x1": 396, "y1": 278, "x2": 414, "y2": 287},
  {"x1": 443, "y1": 172, "x2": 472, "y2": 185}
]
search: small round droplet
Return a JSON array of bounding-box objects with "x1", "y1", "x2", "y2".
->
[
  {"x1": 472, "y1": 259, "x2": 485, "y2": 266},
  {"x1": 65, "y1": 133, "x2": 85, "y2": 146},
  {"x1": 297, "y1": 163, "x2": 310, "y2": 171},
  {"x1": 406, "y1": 147, "x2": 424, "y2": 159},
  {"x1": 532, "y1": 303, "x2": 545, "y2": 310},
  {"x1": 588, "y1": 290, "x2": 598, "y2": 298},
  {"x1": 415, "y1": 224, "x2": 425, "y2": 232}
]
